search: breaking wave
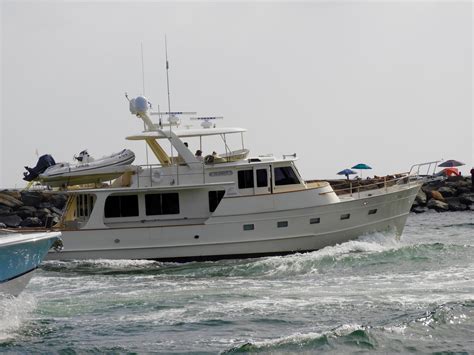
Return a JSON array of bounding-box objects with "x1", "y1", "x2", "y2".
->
[{"x1": 225, "y1": 301, "x2": 474, "y2": 353}]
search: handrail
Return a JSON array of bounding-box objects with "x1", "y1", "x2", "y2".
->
[
  {"x1": 408, "y1": 160, "x2": 441, "y2": 176},
  {"x1": 318, "y1": 173, "x2": 418, "y2": 196}
]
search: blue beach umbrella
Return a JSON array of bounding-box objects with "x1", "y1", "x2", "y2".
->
[
  {"x1": 438, "y1": 159, "x2": 465, "y2": 168},
  {"x1": 337, "y1": 168, "x2": 357, "y2": 180},
  {"x1": 351, "y1": 163, "x2": 372, "y2": 178}
]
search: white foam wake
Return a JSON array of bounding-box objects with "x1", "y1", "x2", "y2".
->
[{"x1": 0, "y1": 293, "x2": 36, "y2": 341}]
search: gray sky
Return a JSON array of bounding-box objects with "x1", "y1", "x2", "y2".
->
[{"x1": 1, "y1": 1, "x2": 472, "y2": 188}]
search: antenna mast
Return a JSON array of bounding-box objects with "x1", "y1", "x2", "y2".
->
[
  {"x1": 140, "y1": 42, "x2": 149, "y2": 165},
  {"x1": 141, "y1": 42, "x2": 146, "y2": 96},
  {"x1": 165, "y1": 35, "x2": 172, "y2": 122}
]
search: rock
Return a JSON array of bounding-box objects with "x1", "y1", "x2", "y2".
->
[
  {"x1": 15, "y1": 206, "x2": 37, "y2": 219},
  {"x1": 36, "y1": 208, "x2": 52, "y2": 219},
  {"x1": 445, "y1": 197, "x2": 468, "y2": 211},
  {"x1": 415, "y1": 190, "x2": 427, "y2": 205},
  {"x1": 20, "y1": 217, "x2": 43, "y2": 227},
  {"x1": 38, "y1": 202, "x2": 54, "y2": 209},
  {"x1": 446, "y1": 176, "x2": 465, "y2": 183},
  {"x1": 431, "y1": 190, "x2": 445, "y2": 201},
  {"x1": 412, "y1": 206, "x2": 428, "y2": 214},
  {"x1": 0, "y1": 223, "x2": 6, "y2": 228},
  {"x1": 0, "y1": 214, "x2": 22, "y2": 227},
  {"x1": 48, "y1": 194, "x2": 68, "y2": 209},
  {"x1": 20, "y1": 191, "x2": 44, "y2": 207},
  {"x1": 0, "y1": 192, "x2": 23, "y2": 208},
  {"x1": 427, "y1": 199, "x2": 449, "y2": 212},
  {"x1": 422, "y1": 181, "x2": 444, "y2": 194},
  {"x1": 438, "y1": 186, "x2": 456, "y2": 198},
  {"x1": 0, "y1": 205, "x2": 12, "y2": 216},
  {"x1": 459, "y1": 193, "x2": 474, "y2": 206},
  {"x1": 0, "y1": 190, "x2": 21, "y2": 200},
  {"x1": 50, "y1": 206, "x2": 63, "y2": 215},
  {"x1": 456, "y1": 187, "x2": 471, "y2": 195}
]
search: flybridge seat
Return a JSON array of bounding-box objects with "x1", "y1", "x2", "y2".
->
[
  {"x1": 219, "y1": 149, "x2": 250, "y2": 162},
  {"x1": 171, "y1": 149, "x2": 250, "y2": 165},
  {"x1": 204, "y1": 149, "x2": 250, "y2": 164}
]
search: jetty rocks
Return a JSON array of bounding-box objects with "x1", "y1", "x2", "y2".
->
[
  {"x1": 0, "y1": 190, "x2": 67, "y2": 228},
  {"x1": 411, "y1": 176, "x2": 474, "y2": 213}
]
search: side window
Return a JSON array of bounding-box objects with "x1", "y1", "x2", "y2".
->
[
  {"x1": 256, "y1": 169, "x2": 268, "y2": 187},
  {"x1": 145, "y1": 193, "x2": 180, "y2": 215},
  {"x1": 274, "y1": 167, "x2": 300, "y2": 186},
  {"x1": 104, "y1": 195, "x2": 139, "y2": 218},
  {"x1": 209, "y1": 190, "x2": 225, "y2": 212},
  {"x1": 238, "y1": 170, "x2": 254, "y2": 189},
  {"x1": 162, "y1": 193, "x2": 180, "y2": 214}
]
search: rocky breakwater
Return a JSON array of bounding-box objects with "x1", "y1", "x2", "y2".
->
[
  {"x1": 412, "y1": 176, "x2": 474, "y2": 213},
  {"x1": 0, "y1": 190, "x2": 68, "y2": 228}
]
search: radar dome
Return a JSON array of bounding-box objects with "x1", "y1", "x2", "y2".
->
[
  {"x1": 129, "y1": 98, "x2": 137, "y2": 115},
  {"x1": 134, "y1": 96, "x2": 149, "y2": 114}
]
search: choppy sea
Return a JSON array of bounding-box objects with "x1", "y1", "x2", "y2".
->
[{"x1": 1, "y1": 211, "x2": 473, "y2": 354}]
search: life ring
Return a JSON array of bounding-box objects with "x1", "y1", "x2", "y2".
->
[
  {"x1": 152, "y1": 170, "x2": 162, "y2": 183},
  {"x1": 204, "y1": 155, "x2": 215, "y2": 164}
]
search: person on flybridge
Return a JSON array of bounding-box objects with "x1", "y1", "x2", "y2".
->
[{"x1": 195, "y1": 150, "x2": 203, "y2": 161}]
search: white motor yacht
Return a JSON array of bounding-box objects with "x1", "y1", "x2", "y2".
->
[{"x1": 43, "y1": 96, "x2": 427, "y2": 261}]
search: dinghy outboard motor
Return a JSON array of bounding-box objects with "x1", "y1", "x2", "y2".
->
[{"x1": 23, "y1": 154, "x2": 56, "y2": 181}]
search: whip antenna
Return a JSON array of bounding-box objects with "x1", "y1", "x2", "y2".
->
[{"x1": 165, "y1": 35, "x2": 174, "y2": 161}]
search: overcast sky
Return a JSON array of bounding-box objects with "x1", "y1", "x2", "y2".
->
[{"x1": 1, "y1": 1, "x2": 472, "y2": 188}]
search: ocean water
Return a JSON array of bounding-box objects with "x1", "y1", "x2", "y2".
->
[{"x1": 0, "y1": 211, "x2": 473, "y2": 354}]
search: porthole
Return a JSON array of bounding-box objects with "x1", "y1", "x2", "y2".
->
[
  {"x1": 277, "y1": 221, "x2": 288, "y2": 228},
  {"x1": 368, "y1": 209, "x2": 377, "y2": 215},
  {"x1": 310, "y1": 218, "x2": 320, "y2": 224},
  {"x1": 243, "y1": 224, "x2": 255, "y2": 231},
  {"x1": 340, "y1": 213, "x2": 350, "y2": 220}
]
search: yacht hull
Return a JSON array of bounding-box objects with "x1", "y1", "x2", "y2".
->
[{"x1": 46, "y1": 184, "x2": 419, "y2": 261}]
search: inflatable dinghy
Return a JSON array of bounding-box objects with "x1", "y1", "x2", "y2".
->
[{"x1": 24, "y1": 149, "x2": 135, "y2": 187}]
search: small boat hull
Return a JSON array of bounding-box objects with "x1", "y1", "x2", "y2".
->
[
  {"x1": 0, "y1": 232, "x2": 61, "y2": 296},
  {"x1": 39, "y1": 166, "x2": 134, "y2": 187},
  {"x1": 38, "y1": 149, "x2": 135, "y2": 187}
]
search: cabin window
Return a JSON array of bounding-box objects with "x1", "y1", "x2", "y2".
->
[
  {"x1": 277, "y1": 221, "x2": 288, "y2": 228},
  {"x1": 243, "y1": 224, "x2": 254, "y2": 231},
  {"x1": 209, "y1": 190, "x2": 225, "y2": 212},
  {"x1": 76, "y1": 194, "x2": 95, "y2": 219},
  {"x1": 104, "y1": 195, "x2": 139, "y2": 218},
  {"x1": 145, "y1": 193, "x2": 180, "y2": 215},
  {"x1": 274, "y1": 167, "x2": 300, "y2": 186},
  {"x1": 238, "y1": 170, "x2": 254, "y2": 189},
  {"x1": 256, "y1": 169, "x2": 268, "y2": 187},
  {"x1": 310, "y1": 217, "x2": 320, "y2": 224},
  {"x1": 368, "y1": 209, "x2": 378, "y2": 215},
  {"x1": 340, "y1": 213, "x2": 350, "y2": 220}
]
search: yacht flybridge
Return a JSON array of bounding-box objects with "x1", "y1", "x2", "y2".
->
[{"x1": 45, "y1": 96, "x2": 423, "y2": 261}]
